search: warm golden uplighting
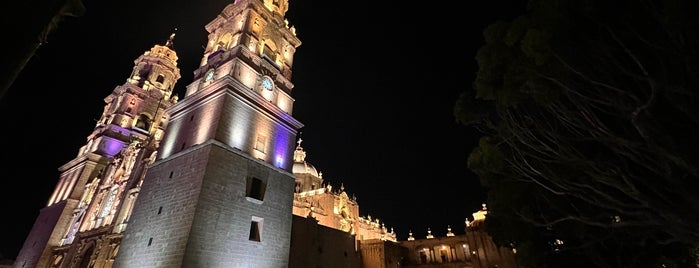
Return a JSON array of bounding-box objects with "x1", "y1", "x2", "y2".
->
[{"x1": 193, "y1": 106, "x2": 217, "y2": 145}]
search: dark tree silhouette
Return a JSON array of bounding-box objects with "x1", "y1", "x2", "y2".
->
[
  {"x1": 0, "y1": 0, "x2": 85, "y2": 99},
  {"x1": 455, "y1": 0, "x2": 699, "y2": 267}
]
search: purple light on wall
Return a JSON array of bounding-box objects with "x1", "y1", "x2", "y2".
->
[
  {"x1": 273, "y1": 132, "x2": 290, "y2": 169},
  {"x1": 275, "y1": 155, "x2": 285, "y2": 169},
  {"x1": 102, "y1": 138, "x2": 123, "y2": 157}
]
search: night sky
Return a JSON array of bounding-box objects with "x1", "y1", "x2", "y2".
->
[{"x1": 0, "y1": 0, "x2": 528, "y2": 259}]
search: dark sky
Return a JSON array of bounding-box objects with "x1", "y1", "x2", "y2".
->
[{"x1": 0, "y1": 0, "x2": 527, "y2": 259}]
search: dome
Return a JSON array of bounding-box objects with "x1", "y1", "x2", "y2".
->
[
  {"x1": 292, "y1": 138, "x2": 321, "y2": 178},
  {"x1": 293, "y1": 161, "x2": 320, "y2": 177}
]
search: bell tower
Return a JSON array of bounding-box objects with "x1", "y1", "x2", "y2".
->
[
  {"x1": 13, "y1": 34, "x2": 181, "y2": 268},
  {"x1": 114, "y1": 0, "x2": 303, "y2": 267}
]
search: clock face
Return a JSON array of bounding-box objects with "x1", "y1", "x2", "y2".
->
[
  {"x1": 261, "y1": 77, "x2": 273, "y2": 91},
  {"x1": 205, "y1": 70, "x2": 214, "y2": 81}
]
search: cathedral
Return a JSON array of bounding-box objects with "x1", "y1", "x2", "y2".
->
[{"x1": 11, "y1": 0, "x2": 516, "y2": 267}]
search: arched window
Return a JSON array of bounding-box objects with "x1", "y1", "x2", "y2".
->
[
  {"x1": 78, "y1": 244, "x2": 95, "y2": 268},
  {"x1": 262, "y1": 39, "x2": 277, "y2": 62},
  {"x1": 135, "y1": 114, "x2": 151, "y2": 131}
]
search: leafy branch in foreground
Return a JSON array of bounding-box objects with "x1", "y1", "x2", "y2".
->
[{"x1": 455, "y1": 0, "x2": 699, "y2": 267}]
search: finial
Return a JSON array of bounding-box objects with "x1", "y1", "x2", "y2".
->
[
  {"x1": 165, "y1": 28, "x2": 177, "y2": 48},
  {"x1": 293, "y1": 137, "x2": 306, "y2": 162}
]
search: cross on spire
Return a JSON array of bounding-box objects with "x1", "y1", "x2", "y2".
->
[{"x1": 165, "y1": 28, "x2": 177, "y2": 48}]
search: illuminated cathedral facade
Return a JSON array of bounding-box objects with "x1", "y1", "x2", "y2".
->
[
  {"x1": 291, "y1": 139, "x2": 397, "y2": 243},
  {"x1": 11, "y1": 0, "x2": 515, "y2": 267}
]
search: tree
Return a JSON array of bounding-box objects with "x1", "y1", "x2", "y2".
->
[
  {"x1": 0, "y1": 0, "x2": 85, "y2": 99},
  {"x1": 455, "y1": 0, "x2": 699, "y2": 267}
]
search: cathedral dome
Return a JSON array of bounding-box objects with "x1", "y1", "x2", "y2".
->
[
  {"x1": 292, "y1": 139, "x2": 321, "y2": 178},
  {"x1": 293, "y1": 161, "x2": 320, "y2": 177}
]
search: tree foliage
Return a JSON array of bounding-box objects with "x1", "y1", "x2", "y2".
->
[{"x1": 455, "y1": 0, "x2": 699, "y2": 267}]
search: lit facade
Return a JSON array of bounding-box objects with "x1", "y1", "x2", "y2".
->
[
  {"x1": 291, "y1": 140, "x2": 397, "y2": 243},
  {"x1": 114, "y1": 0, "x2": 302, "y2": 266},
  {"x1": 397, "y1": 206, "x2": 518, "y2": 268},
  {"x1": 13, "y1": 33, "x2": 180, "y2": 268},
  {"x1": 12, "y1": 0, "x2": 515, "y2": 267}
]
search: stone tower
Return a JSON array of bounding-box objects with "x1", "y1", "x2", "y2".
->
[
  {"x1": 13, "y1": 34, "x2": 181, "y2": 268},
  {"x1": 113, "y1": 0, "x2": 303, "y2": 267}
]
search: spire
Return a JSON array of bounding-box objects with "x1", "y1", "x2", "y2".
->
[
  {"x1": 293, "y1": 138, "x2": 306, "y2": 163},
  {"x1": 165, "y1": 28, "x2": 177, "y2": 48},
  {"x1": 125, "y1": 29, "x2": 181, "y2": 97},
  {"x1": 472, "y1": 203, "x2": 489, "y2": 222}
]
